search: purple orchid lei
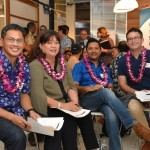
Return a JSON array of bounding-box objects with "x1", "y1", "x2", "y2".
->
[
  {"x1": 38, "y1": 55, "x2": 67, "y2": 81},
  {"x1": 0, "y1": 54, "x2": 24, "y2": 93},
  {"x1": 126, "y1": 48, "x2": 147, "y2": 83},
  {"x1": 83, "y1": 56, "x2": 108, "y2": 86}
]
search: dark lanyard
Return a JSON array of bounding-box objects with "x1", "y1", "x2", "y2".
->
[{"x1": 54, "y1": 59, "x2": 69, "y2": 102}]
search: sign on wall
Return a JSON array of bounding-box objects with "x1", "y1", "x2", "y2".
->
[{"x1": 140, "y1": 8, "x2": 150, "y2": 49}]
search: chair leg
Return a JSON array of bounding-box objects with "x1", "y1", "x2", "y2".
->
[{"x1": 33, "y1": 133, "x2": 40, "y2": 150}]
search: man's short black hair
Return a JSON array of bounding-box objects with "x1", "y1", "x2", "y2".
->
[
  {"x1": 27, "y1": 21, "x2": 36, "y2": 30},
  {"x1": 1, "y1": 23, "x2": 26, "y2": 38},
  {"x1": 58, "y1": 25, "x2": 67, "y2": 35},
  {"x1": 63, "y1": 25, "x2": 69, "y2": 31},
  {"x1": 126, "y1": 27, "x2": 143, "y2": 39},
  {"x1": 86, "y1": 38, "x2": 101, "y2": 49}
]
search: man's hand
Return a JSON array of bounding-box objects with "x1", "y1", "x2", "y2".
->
[
  {"x1": 93, "y1": 84, "x2": 104, "y2": 91},
  {"x1": 29, "y1": 110, "x2": 41, "y2": 120},
  {"x1": 9, "y1": 113, "x2": 31, "y2": 131}
]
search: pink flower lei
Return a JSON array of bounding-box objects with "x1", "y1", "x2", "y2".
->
[
  {"x1": 0, "y1": 54, "x2": 25, "y2": 93},
  {"x1": 38, "y1": 55, "x2": 67, "y2": 80},
  {"x1": 83, "y1": 56, "x2": 108, "y2": 86},
  {"x1": 126, "y1": 48, "x2": 147, "y2": 83}
]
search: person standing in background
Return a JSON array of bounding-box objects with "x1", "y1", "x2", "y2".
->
[
  {"x1": 78, "y1": 29, "x2": 89, "y2": 49},
  {"x1": 58, "y1": 25, "x2": 72, "y2": 53},
  {"x1": 64, "y1": 25, "x2": 75, "y2": 44},
  {"x1": 97, "y1": 27, "x2": 114, "y2": 66},
  {"x1": 39, "y1": 25, "x2": 47, "y2": 33},
  {"x1": 24, "y1": 22, "x2": 36, "y2": 55}
]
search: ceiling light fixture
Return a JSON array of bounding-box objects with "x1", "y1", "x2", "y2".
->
[{"x1": 113, "y1": 0, "x2": 138, "y2": 13}]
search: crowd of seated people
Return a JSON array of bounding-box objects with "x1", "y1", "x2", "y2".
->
[{"x1": 0, "y1": 22, "x2": 150, "y2": 150}]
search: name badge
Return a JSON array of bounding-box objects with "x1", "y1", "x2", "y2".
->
[
  {"x1": 145, "y1": 63, "x2": 150, "y2": 68},
  {"x1": 100, "y1": 73, "x2": 104, "y2": 78}
]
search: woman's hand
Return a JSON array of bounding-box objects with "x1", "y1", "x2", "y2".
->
[{"x1": 61, "y1": 101, "x2": 81, "y2": 112}]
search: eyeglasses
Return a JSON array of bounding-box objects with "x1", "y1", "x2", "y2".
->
[
  {"x1": 4, "y1": 37, "x2": 24, "y2": 44},
  {"x1": 127, "y1": 36, "x2": 141, "y2": 43}
]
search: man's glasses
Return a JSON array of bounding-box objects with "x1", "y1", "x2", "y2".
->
[
  {"x1": 127, "y1": 36, "x2": 141, "y2": 43},
  {"x1": 4, "y1": 37, "x2": 24, "y2": 44}
]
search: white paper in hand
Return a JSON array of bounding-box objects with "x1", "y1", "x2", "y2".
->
[
  {"x1": 27, "y1": 117, "x2": 64, "y2": 136},
  {"x1": 135, "y1": 91, "x2": 150, "y2": 102},
  {"x1": 59, "y1": 108, "x2": 90, "y2": 118},
  {"x1": 37, "y1": 117, "x2": 64, "y2": 131}
]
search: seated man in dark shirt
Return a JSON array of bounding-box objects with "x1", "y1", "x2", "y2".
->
[{"x1": 118, "y1": 27, "x2": 150, "y2": 149}]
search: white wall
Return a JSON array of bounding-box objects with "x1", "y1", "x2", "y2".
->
[{"x1": 8, "y1": 0, "x2": 49, "y2": 33}]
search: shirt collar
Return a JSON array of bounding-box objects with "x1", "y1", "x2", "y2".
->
[
  {"x1": 88, "y1": 57, "x2": 103, "y2": 66},
  {"x1": 0, "y1": 50, "x2": 20, "y2": 69}
]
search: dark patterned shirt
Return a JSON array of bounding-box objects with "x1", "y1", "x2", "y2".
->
[
  {"x1": 109, "y1": 52, "x2": 126, "y2": 97},
  {"x1": 0, "y1": 50, "x2": 30, "y2": 115}
]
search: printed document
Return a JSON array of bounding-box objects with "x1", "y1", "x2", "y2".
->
[
  {"x1": 135, "y1": 91, "x2": 150, "y2": 102},
  {"x1": 27, "y1": 117, "x2": 64, "y2": 136},
  {"x1": 59, "y1": 108, "x2": 90, "y2": 118}
]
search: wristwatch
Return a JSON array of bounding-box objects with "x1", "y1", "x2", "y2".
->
[{"x1": 26, "y1": 108, "x2": 35, "y2": 116}]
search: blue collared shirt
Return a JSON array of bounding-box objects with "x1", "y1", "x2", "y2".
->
[
  {"x1": 118, "y1": 50, "x2": 150, "y2": 90},
  {"x1": 72, "y1": 58, "x2": 113, "y2": 87},
  {"x1": 0, "y1": 50, "x2": 30, "y2": 115}
]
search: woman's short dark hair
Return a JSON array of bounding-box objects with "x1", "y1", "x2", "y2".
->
[{"x1": 28, "y1": 30, "x2": 61, "y2": 62}]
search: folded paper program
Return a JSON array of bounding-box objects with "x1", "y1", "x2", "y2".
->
[
  {"x1": 59, "y1": 108, "x2": 90, "y2": 118},
  {"x1": 135, "y1": 91, "x2": 150, "y2": 102},
  {"x1": 27, "y1": 117, "x2": 64, "y2": 136}
]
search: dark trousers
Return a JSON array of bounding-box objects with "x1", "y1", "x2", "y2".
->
[
  {"x1": 44, "y1": 108, "x2": 99, "y2": 150},
  {"x1": 0, "y1": 118, "x2": 26, "y2": 150}
]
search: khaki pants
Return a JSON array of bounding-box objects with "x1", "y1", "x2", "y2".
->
[{"x1": 128, "y1": 99, "x2": 149, "y2": 128}]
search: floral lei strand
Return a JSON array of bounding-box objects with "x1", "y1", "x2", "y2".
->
[
  {"x1": 0, "y1": 54, "x2": 24, "y2": 93},
  {"x1": 38, "y1": 55, "x2": 67, "y2": 81},
  {"x1": 83, "y1": 56, "x2": 108, "y2": 87},
  {"x1": 126, "y1": 48, "x2": 147, "y2": 83}
]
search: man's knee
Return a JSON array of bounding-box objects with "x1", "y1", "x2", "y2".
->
[{"x1": 128, "y1": 99, "x2": 144, "y2": 113}]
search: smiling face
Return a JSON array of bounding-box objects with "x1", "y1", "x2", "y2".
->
[
  {"x1": 126, "y1": 31, "x2": 144, "y2": 51},
  {"x1": 2, "y1": 30, "x2": 24, "y2": 62},
  {"x1": 86, "y1": 42, "x2": 101, "y2": 61},
  {"x1": 39, "y1": 36, "x2": 60, "y2": 59},
  {"x1": 80, "y1": 30, "x2": 88, "y2": 41}
]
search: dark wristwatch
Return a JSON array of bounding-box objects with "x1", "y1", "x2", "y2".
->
[{"x1": 26, "y1": 108, "x2": 35, "y2": 116}]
